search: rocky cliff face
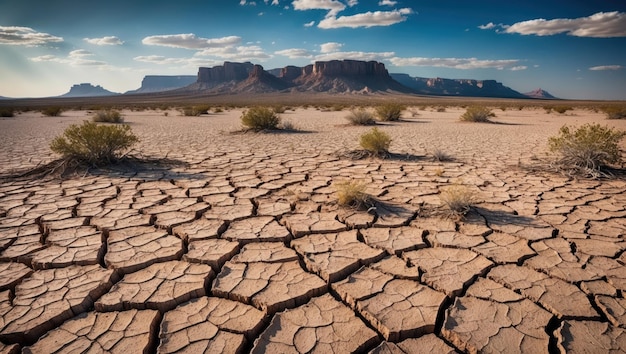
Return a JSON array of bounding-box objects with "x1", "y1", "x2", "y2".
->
[
  {"x1": 126, "y1": 76, "x2": 196, "y2": 94},
  {"x1": 524, "y1": 88, "x2": 557, "y2": 99},
  {"x1": 391, "y1": 74, "x2": 526, "y2": 98},
  {"x1": 197, "y1": 62, "x2": 254, "y2": 84},
  {"x1": 60, "y1": 83, "x2": 118, "y2": 98}
]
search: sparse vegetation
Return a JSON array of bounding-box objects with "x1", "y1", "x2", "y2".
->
[
  {"x1": 272, "y1": 105, "x2": 286, "y2": 114},
  {"x1": 181, "y1": 105, "x2": 210, "y2": 116},
  {"x1": 346, "y1": 109, "x2": 376, "y2": 125},
  {"x1": 359, "y1": 127, "x2": 392, "y2": 157},
  {"x1": 553, "y1": 105, "x2": 573, "y2": 114},
  {"x1": 375, "y1": 103, "x2": 405, "y2": 122},
  {"x1": 336, "y1": 180, "x2": 372, "y2": 209},
  {"x1": 0, "y1": 108, "x2": 14, "y2": 117},
  {"x1": 92, "y1": 109, "x2": 123, "y2": 123},
  {"x1": 241, "y1": 106, "x2": 281, "y2": 131},
  {"x1": 50, "y1": 121, "x2": 139, "y2": 166},
  {"x1": 41, "y1": 106, "x2": 63, "y2": 117},
  {"x1": 548, "y1": 123, "x2": 625, "y2": 177},
  {"x1": 603, "y1": 106, "x2": 626, "y2": 120},
  {"x1": 279, "y1": 120, "x2": 297, "y2": 131},
  {"x1": 436, "y1": 107, "x2": 446, "y2": 112},
  {"x1": 459, "y1": 105, "x2": 495, "y2": 123},
  {"x1": 432, "y1": 149, "x2": 453, "y2": 162},
  {"x1": 439, "y1": 184, "x2": 476, "y2": 216}
]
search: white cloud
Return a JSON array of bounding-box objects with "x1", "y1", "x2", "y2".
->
[
  {"x1": 315, "y1": 50, "x2": 395, "y2": 62},
  {"x1": 0, "y1": 26, "x2": 63, "y2": 46},
  {"x1": 292, "y1": 0, "x2": 346, "y2": 15},
  {"x1": 195, "y1": 45, "x2": 272, "y2": 61},
  {"x1": 142, "y1": 34, "x2": 242, "y2": 49},
  {"x1": 390, "y1": 56, "x2": 520, "y2": 70},
  {"x1": 478, "y1": 22, "x2": 496, "y2": 30},
  {"x1": 346, "y1": 0, "x2": 358, "y2": 6},
  {"x1": 275, "y1": 48, "x2": 314, "y2": 58},
  {"x1": 272, "y1": 0, "x2": 279, "y2": 4},
  {"x1": 31, "y1": 51, "x2": 108, "y2": 66},
  {"x1": 134, "y1": 55, "x2": 221, "y2": 68},
  {"x1": 495, "y1": 11, "x2": 626, "y2": 38},
  {"x1": 378, "y1": 0, "x2": 397, "y2": 6},
  {"x1": 83, "y1": 36, "x2": 124, "y2": 46},
  {"x1": 240, "y1": 0, "x2": 257, "y2": 5},
  {"x1": 304, "y1": 21, "x2": 316, "y2": 27},
  {"x1": 510, "y1": 66, "x2": 528, "y2": 71},
  {"x1": 589, "y1": 65, "x2": 623, "y2": 71},
  {"x1": 318, "y1": 8, "x2": 413, "y2": 29},
  {"x1": 320, "y1": 42, "x2": 343, "y2": 53}
]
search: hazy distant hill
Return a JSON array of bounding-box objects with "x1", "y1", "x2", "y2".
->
[
  {"x1": 60, "y1": 83, "x2": 119, "y2": 98},
  {"x1": 523, "y1": 88, "x2": 557, "y2": 99},
  {"x1": 126, "y1": 75, "x2": 197, "y2": 94},
  {"x1": 390, "y1": 73, "x2": 527, "y2": 99}
]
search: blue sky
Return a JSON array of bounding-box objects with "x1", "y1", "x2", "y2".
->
[{"x1": 1, "y1": 0, "x2": 625, "y2": 99}]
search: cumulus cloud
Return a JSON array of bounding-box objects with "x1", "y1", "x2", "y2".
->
[
  {"x1": 142, "y1": 34, "x2": 242, "y2": 49},
  {"x1": 478, "y1": 22, "x2": 496, "y2": 30},
  {"x1": 292, "y1": 0, "x2": 346, "y2": 15},
  {"x1": 134, "y1": 55, "x2": 221, "y2": 67},
  {"x1": 482, "y1": 11, "x2": 626, "y2": 38},
  {"x1": 318, "y1": 8, "x2": 413, "y2": 29},
  {"x1": 390, "y1": 56, "x2": 520, "y2": 70},
  {"x1": 304, "y1": 21, "x2": 316, "y2": 27},
  {"x1": 379, "y1": 0, "x2": 397, "y2": 5},
  {"x1": 31, "y1": 50, "x2": 108, "y2": 66},
  {"x1": 315, "y1": 50, "x2": 395, "y2": 62},
  {"x1": 510, "y1": 65, "x2": 528, "y2": 71},
  {"x1": 320, "y1": 42, "x2": 343, "y2": 53},
  {"x1": 589, "y1": 65, "x2": 623, "y2": 71},
  {"x1": 0, "y1": 26, "x2": 63, "y2": 46},
  {"x1": 84, "y1": 36, "x2": 124, "y2": 45},
  {"x1": 275, "y1": 48, "x2": 314, "y2": 58},
  {"x1": 195, "y1": 45, "x2": 272, "y2": 61}
]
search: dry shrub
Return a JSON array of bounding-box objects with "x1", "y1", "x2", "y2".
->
[
  {"x1": 42, "y1": 106, "x2": 63, "y2": 116},
  {"x1": 0, "y1": 108, "x2": 14, "y2": 117},
  {"x1": 459, "y1": 105, "x2": 494, "y2": 123},
  {"x1": 548, "y1": 123, "x2": 625, "y2": 177},
  {"x1": 181, "y1": 105, "x2": 210, "y2": 116},
  {"x1": 553, "y1": 106, "x2": 573, "y2": 114},
  {"x1": 92, "y1": 109, "x2": 123, "y2": 123},
  {"x1": 359, "y1": 127, "x2": 392, "y2": 157},
  {"x1": 432, "y1": 149, "x2": 453, "y2": 162},
  {"x1": 346, "y1": 109, "x2": 376, "y2": 125},
  {"x1": 439, "y1": 184, "x2": 475, "y2": 216},
  {"x1": 375, "y1": 103, "x2": 405, "y2": 121},
  {"x1": 241, "y1": 106, "x2": 281, "y2": 131},
  {"x1": 603, "y1": 106, "x2": 626, "y2": 120},
  {"x1": 336, "y1": 180, "x2": 371, "y2": 209},
  {"x1": 50, "y1": 121, "x2": 138, "y2": 166}
]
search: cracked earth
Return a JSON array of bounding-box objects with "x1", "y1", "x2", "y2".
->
[{"x1": 1, "y1": 107, "x2": 626, "y2": 353}]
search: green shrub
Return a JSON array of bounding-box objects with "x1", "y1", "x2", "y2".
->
[
  {"x1": 603, "y1": 106, "x2": 626, "y2": 120},
  {"x1": 346, "y1": 109, "x2": 376, "y2": 125},
  {"x1": 92, "y1": 109, "x2": 123, "y2": 123},
  {"x1": 375, "y1": 103, "x2": 405, "y2": 121},
  {"x1": 42, "y1": 106, "x2": 63, "y2": 116},
  {"x1": 50, "y1": 121, "x2": 138, "y2": 166},
  {"x1": 440, "y1": 184, "x2": 475, "y2": 216},
  {"x1": 336, "y1": 180, "x2": 371, "y2": 209},
  {"x1": 359, "y1": 127, "x2": 392, "y2": 157},
  {"x1": 241, "y1": 106, "x2": 281, "y2": 130},
  {"x1": 548, "y1": 123, "x2": 625, "y2": 175},
  {"x1": 0, "y1": 108, "x2": 14, "y2": 117},
  {"x1": 459, "y1": 105, "x2": 494, "y2": 123}
]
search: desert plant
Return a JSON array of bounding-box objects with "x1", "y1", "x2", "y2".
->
[
  {"x1": 241, "y1": 106, "x2": 281, "y2": 131},
  {"x1": 346, "y1": 109, "x2": 376, "y2": 125},
  {"x1": 336, "y1": 180, "x2": 371, "y2": 209},
  {"x1": 439, "y1": 184, "x2": 475, "y2": 216},
  {"x1": 603, "y1": 106, "x2": 626, "y2": 120},
  {"x1": 50, "y1": 121, "x2": 138, "y2": 166},
  {"x1": 359, "y1": 127, "x2": 392, "y2": 157},
  {"x1": 181, "y1": 105, "x2": 210, "y2": 116},
  {"x1": 432, "y1": 149, "x2": 453, "y2": 162},
  {"x1": 272, "y1": 105, "x2": 286, "y2": 114},
  {"x1": 92, "y1": 109, "x2": 123, "y2": 123},
  {"x1": 548, "y1": 123, "x2": 625, "y2": 176},
  {"x1": 42, "y1": 106, "x2": 63, "y2": 117},
  {"x1": 553, "y1": 105, "x2": 573, "y2": 114},
  {"x1": 213, "y1": 107, "x2": 224, "y2": 113},
  {"x1": 279, "y1": 121, "x2": 297, "y2": 131},
  {"x1": 459, "y1": 105, "x2": 495, "y2": 123},
  {"x1": 375, "y1": 103, "x2": 405, "y2": 121},
  {"x1": 0, "y1": 108, "x2": 14, "y2": 117},
  {"x1": 436, "y1": 107, "x2": 446, "y2": 112}
]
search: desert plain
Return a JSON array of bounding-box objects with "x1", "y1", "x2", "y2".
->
[{"x1": 1, "y1": 104, "x2": 626, "y2": 353}]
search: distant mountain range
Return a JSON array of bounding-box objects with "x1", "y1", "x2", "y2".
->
[{"x1": 58, "y1": 60, "x2": 559, "y2": 99}]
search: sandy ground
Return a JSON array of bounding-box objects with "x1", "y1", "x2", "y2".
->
[{"x1": 0, "y1": 107, "x2": 625, "y2": 352}]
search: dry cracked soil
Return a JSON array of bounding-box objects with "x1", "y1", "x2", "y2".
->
[{"x1": 0, "y1": 106, "x2": 626, "y2": 353}]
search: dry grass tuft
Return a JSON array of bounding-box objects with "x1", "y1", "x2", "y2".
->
[
  {"x1": 359, "y1": 127, "x2": 392, "y2": 157},
  {"x1": 346, "y1": 109, "x2": 376, "y2": 125},
  {"x1": 92, "y1": 109, "x2": 124, "y2": 123},
  {"x1": 241, "y1": 106, "x2": 281, "y2": 131},
  {"x1": 459, "y1": 105, "x2": 495, "y2": 123},
  {"x1": 336, "y1": 180, "x2": 372, "y2": 209},
  {"x1": 432, "y1": 148, "x2": 453, "y2": 162},
  {"x1": 375, "y1": 103, "x2": 405, "y2": 121},
  {"x1": 603, "y1": 106, "x2": 626, "y2": 120},
  {"x1": 41, "y1": 106, "x2": 63, "y2": 117},
  {"x1": 439, "y1": 184, "x2": 476, "y2": 216}
]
